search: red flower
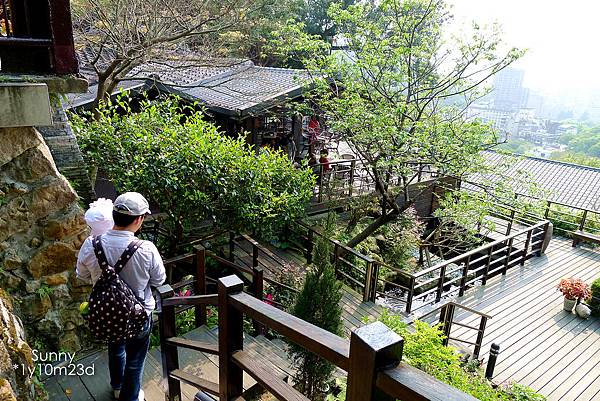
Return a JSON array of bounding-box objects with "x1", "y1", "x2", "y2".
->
[
  {"x1": 557, "y1": 278, "x2": 591, "y2": 300},
  {"x1": 176, "y1": 289, "x2": 192, "y2": 297},
  {"x1": 264, "y1": 293, "x2": 274, "y2": 306}
]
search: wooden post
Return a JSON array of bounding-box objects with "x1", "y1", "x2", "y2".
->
[
  {"x1": 194, "y1": 245, "x2": 207, "y2": 327},
  {"x1": 349, "y1": 160, "x2": 356, "y2": 197},
  {"x1": 482, "y1": 247, "x2": 493, "y2": 286},
  {"x1": 346, "y1": 322, "x2": 403, "y2": 401},
  {"x1": 544, "y1": 201, "x2": 551, "y2": 219},
  {"x1": 578, "y1": 209, "x2": 588, "y2": 231},
  {"x1": 306, "y1": 228, "x2": 314, "y2": 264},
  {"x1": 436, "y1": 264, "x2": 447, "y2": 303},
  {"x1": 459, "y1": 256, "x2": 471, "y2": 297},
  {"x1": 218, "y1": 275, "x2": 244, "y2": 401},
  {"x1": 503, "y1": 238, "x2": 514, "y2": 275},
  {"x1": 506, "y1": 209, "x2": 515, "y2": 235},
  {"x1": 363, "y1": 261, "x2": 374, "y2": 302},
  {"x1": 229, "y1": 232, "x2": 236, "y2": 262},
  {"x1": 157, "y1": 285, "x2": 181, "y2": 401},
  {"x1": 318, "y1": 166, "x2": 324, "y2": 203},
  {"x1": 473, "y1": 317, "x2": 488, "y2": 359},
  {"x1": 252, "y1": 243, "x2": 259, "y2": 268},
  {"x1": 485, "y1": 343, "x2": 500, "y2": 380},
  {"x1": 441, "y1": 303, "x2": 455, "y2": 347},
  {"x1": 405, "y1": 276, "x2": 416, "y2": 314},
  {"x1": 252, "y1": 266, "x2": 265, "y2": 335},
  {"x1": 521, "y1": 230, "x2": 533, "y2": 266}
]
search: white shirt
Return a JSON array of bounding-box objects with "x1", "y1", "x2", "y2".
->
[{"x1": 76, "y1": 230, "x2": 166, "y2": 315}]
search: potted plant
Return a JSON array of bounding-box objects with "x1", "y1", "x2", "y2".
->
[{"x1": 557, "y1": 278, "x2": 591, "y2": 312}]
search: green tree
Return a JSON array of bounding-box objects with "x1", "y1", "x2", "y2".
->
[
  {"x1": 288, "y1": 214, "x2": 343, "y2": 399},
  {"x1": 70, "y1": 98, "x2": 314, "y2": 251},
  {"x1": 276, "y1": 0, "x2": 525, "y2": 247}
]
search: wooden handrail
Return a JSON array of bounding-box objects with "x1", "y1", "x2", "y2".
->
[
  {"x1": 413, "y1": 220, "x2": 548, "y2": 278},
  {"x1": 161, "y1": 294, "x2": 218, "y2": 307},
  {"x1": 229, "y1": 291, "x2": 350, "y2": 370},
  {"x1": 377, "y1": 364, "x2": 479, "y2": 401}
]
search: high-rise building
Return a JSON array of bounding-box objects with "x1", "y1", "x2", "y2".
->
[{"x1": 492, "y1": 68, "x2": 529, "y2": 112}]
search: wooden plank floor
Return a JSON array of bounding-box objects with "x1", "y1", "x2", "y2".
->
[{"x1": 450, "y1": 237, "x2": 600, "y2": 401}]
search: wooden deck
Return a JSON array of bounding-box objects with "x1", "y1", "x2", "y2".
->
[{"x1": 449, "y1": 237, "x2": 600, "y2": 401}]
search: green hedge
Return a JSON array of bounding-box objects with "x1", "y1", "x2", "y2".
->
[{"x1": 590, "y1": 278, "x2": 600, "y2": 317}]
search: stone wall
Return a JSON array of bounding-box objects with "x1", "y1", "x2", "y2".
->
[
  {"x1": 0, "y1": 126, "x2": 90, "y2": 352},
  {"x1": 0, "y1": 289, "x2": 42, "y2": 401}
]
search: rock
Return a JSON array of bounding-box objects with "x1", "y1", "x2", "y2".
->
[
  {"x1": 0, "y1": 144, "x2": 57, "y2": 184},
  {"x1": 58, "y1": 330, "x2": 81, "y2": 353},
  {"x1": 43, "y1": 271, "x2": 69, "y2": 286},
  {"x1": 59, "y1": 307, "x2": 85, "y2": 328},
  {"x1": 50, "y1": 284, "x2": 71, "y2": 308},
  {"x1": 0, "y1": 178, "x2": 78, "y2": 243},
  {"x1": 575, "y1": 303, "x2": 591, "y2": 319},
  {"x1": 0, "y1": 127, "x2": 42, "y2": 168},
  {"x1": 1, "y1": 271, "x2": 23, "y2": 289},
  {"x1": 27, "y1": 242, "x2": 77, "y2": 279},
  {"x1": 29, "y1": 238, "x2": 41, "y2": 248},
  {"x1": 25, "y1": 280, "x2": 41, "y2": 294},
  {"x1": 2, "y1": 249, "x2": 22, "y2": 271},
  {"x1": 21, "y1": 294, "x2": 52, "y2": 321},
  {"x1": 42, "y1": 204, "x2": 87, "y2": 241},
  {"x1": 0, "y1": 378, "x2": 17, "y2": 401},
  {"x1": 0, "y1": 289, "x2": 38, "y2": 401},
  {"x1": 38, "y1": 310, "x2": 63, "y2": 337}
]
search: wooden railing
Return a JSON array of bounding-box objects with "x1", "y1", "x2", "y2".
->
[
  {"x1": 291, "y1": 219, "x2": 550, "y2": 313},
  {"x1": 405, "y1": 301, "x2": 492, "y2": 359},
  {"x1": 156, "y1": 274, "x2": 478, "y2": 401},
  {"x1": 399, "y1": 221, "x2": 550, "y2": 313},
  {"x1": 292, "y1": 221, "x2": 380, "y2": 302},
  {"x1": 0, "y1": 0, "x2": 78, "y2": 74}
]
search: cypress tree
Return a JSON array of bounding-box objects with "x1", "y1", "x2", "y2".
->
[{"x1": 289, "y1": 214, "x2": 343, "y2": 399}]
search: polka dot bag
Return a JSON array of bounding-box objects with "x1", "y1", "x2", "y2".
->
[{"x1": 86, "y1": 235, "x2": 149, "y2": 342}]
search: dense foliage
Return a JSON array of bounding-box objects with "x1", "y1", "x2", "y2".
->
[
  {"x1": 71, "y1": 98, "x2": 314, "y2": 249},
  {"x1": 550, "y1": 151, "x2": 600, "y2": 169},
  {"x1": 588, "y1": 278, "x2": 600, "y2": 317},
  {"x1": 558, "y1": 125, "x2": 600, "y2": 158},
  {"x1": 289, "y1": 214, "x2": 343, "y2": 399},
  {"x1": 274, "y1": 0, "x2": 525, "y2": 248},
  {"x1": 377, "y1": 311, "x2": 546, "y2": 401}
]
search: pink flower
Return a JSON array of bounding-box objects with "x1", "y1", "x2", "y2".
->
[
  {"x1": 176, "y1": 289, "x2": 191, "y2": 297},
  {"x1": 264, "y1": 293, "x2": 274, "y2": 306}
]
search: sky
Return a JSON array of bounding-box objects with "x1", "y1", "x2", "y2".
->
[{"x1": 448, "y1": 0, "x2": 600, "y2": 99}]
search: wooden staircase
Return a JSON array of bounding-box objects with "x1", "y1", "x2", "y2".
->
[{"x1": 44, "y1": 325, "x2": 297, "y2": 401}]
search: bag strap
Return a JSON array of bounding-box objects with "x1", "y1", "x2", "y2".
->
[
  {"x1": 114, "y1": 239, "x2": 143, "y2": 274},
  {"x1": 92, "y1": 236, "x2": 143, "y2": 274},
  {"x1": 92, "y1": 235, "x2": 110, "y2": 271}
]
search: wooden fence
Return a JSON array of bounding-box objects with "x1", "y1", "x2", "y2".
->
[
  {"x1": 156, "y1": 274, "x2": 478, "y2": 401},
  {"x1": 293, "y1": 219, "x2": 550, "y2": 313}
]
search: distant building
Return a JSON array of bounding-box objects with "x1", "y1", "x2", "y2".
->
[
  {"x1": 492, "y1": 68, "x2": 529, "y2": 112},
  {"x1": 466, "y1": 104, "x2": 513, "y2": 138}
]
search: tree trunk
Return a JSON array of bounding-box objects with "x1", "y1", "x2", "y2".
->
[{"x1": 346, "y1": 210, "x2": 398, "y2": 248}]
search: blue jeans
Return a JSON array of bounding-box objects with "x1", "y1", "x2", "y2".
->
[{"x1": 108, "y1": 318, "x2": 152, "y2": 401}]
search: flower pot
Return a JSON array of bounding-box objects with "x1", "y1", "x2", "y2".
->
[{"x1": 564, "y1": 297, "x2": 577, "y2": 312}]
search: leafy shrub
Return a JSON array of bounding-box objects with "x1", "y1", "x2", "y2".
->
[
  {"x1": 71, "y1": 97, "x2": 314, "y2": 250},
  {"x1": 590, "y1": 277, "x2": 600, "y2": 317},
  {"x1": 377, "y1": 310, "x2": 546, "y2": 400}
]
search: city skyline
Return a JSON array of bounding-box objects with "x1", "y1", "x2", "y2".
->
[{"x1": 449, "y1": 0, "x2": 599, "y2": 100}]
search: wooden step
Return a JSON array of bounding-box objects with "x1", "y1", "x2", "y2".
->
[
  {"x1": 169, "y1": 369, "x2": 219, "y2": 396},
  {"x1": 166, "y1": 337, "x2": 219, "y2": 354},
  {"x1": 232, "y1": 350, "x2": 310, "y2": 401}
]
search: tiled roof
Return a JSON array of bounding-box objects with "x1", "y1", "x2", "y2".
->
[
  {"x1": 66, "y1": 57, "x2": 309, "y2": 117},
  {"x1": 472, "y1": 151, "x2": 600, "y2": 211}
]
